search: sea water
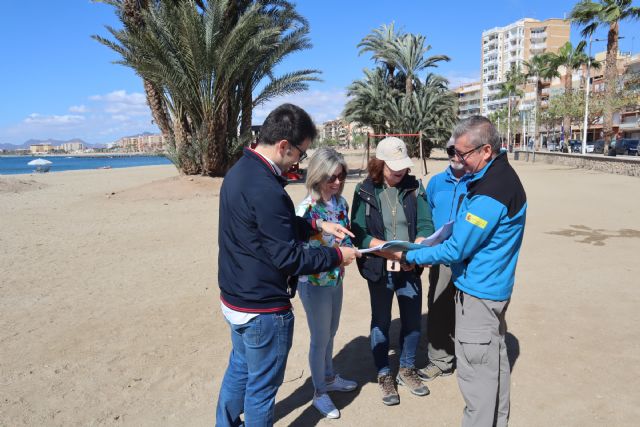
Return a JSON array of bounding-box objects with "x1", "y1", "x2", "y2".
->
[{"x1": 0, "y1": 155, "x2": 173, "y2": 175}]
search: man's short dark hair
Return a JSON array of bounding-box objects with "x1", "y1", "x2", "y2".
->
[{"x1": 258, "y1": 103, "x2": 317, "y2": 147}]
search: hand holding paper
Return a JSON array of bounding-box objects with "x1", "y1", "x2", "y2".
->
[{"x1": 358, "y1": 221, "x2": 454, "y2": 253}]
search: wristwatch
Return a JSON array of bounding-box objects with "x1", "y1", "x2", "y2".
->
[
  {"x1": 315, "y1": 218, "x2": 324, "y2": 231},
  {"x1": 400, "y1": 251, "x2": 410, "y2": 265}
]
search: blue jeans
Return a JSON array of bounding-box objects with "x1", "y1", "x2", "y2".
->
[
  {"x1": 368, "y1": 270, "x2": 422, "y2": 375},
  {"x1": 298, "y1": 281, "x2": 343, "y2": 393},
  {"x1": 215, "y1": 311, "x2": 294, "y2": 427}
]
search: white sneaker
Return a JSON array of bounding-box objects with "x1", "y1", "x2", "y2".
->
[
  {"x1": 313, "y1": 393, "x2": 340, "y2": 419},
  {"x1": 325, "y1": 374, "x2": 357, "y2": 392}
]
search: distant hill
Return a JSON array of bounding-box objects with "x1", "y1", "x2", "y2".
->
[{"x1": 0, "y1": 138, "x2": 106, "y2": 151}]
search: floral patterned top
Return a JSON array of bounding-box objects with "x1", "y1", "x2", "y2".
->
[{"x1": 296, "y1": 195, "x2": 352, "y2": 287}]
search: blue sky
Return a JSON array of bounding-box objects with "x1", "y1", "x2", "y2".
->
[{"x1": 1, "y1": 0, "x2": 639, "y2": 145}]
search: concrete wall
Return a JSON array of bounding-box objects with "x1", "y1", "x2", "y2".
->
[{"x1": 513, "y1": 151, "x2": 640, "y2": 177}]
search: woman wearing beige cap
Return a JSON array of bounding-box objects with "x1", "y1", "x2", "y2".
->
[{"x1": 351, "y1": 136, "x2": 434, "y2": 406}]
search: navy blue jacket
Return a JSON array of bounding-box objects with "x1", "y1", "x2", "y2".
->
[
  {"x1": 218, "y1": 148, "x2": 341, "y2": 312},
  {"x1": 407, "y1": 153, "x2": 527, "y2": 300}
]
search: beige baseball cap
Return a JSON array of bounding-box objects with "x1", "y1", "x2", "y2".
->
[{"x1": 375, "y1": 137, "x2": 414, "y2": 171}]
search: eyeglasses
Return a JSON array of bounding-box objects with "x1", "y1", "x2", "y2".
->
[
  {"x1": 453, "y1": 145, "x2": 485, "y2": 161},
  {"x1": 326, "y1": 171, "x2": 347, "y2": 183},
  {"x1": 290, "y1": 143, "x2": 307, "y2": 162}
]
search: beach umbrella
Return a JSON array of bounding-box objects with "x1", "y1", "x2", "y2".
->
[{"x1": 27, "y1": 158, "x2": 52, "y2": 166}]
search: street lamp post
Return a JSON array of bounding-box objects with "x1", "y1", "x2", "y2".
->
[
  {"x1": 581, "y1": 36, "x2": 596, "y2": 155},
  {"x1": 581, "y1": 36, "x2": 623, "y2": 155}
]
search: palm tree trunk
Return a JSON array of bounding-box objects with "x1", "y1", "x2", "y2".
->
[
  {"x1": 406, "y1": 74, "x2": 412, "y2": 97},
  {"x1": 603, "y1": 21, "x2": 619, "y2": 154},
  {"x1": 563, "y1": 71, "x2": 572, "y2": 144},
  {"x1": 173, "y1": 113, "x2": 199, "y2": 175},
  {"x1": 143, "y1": 80, "x2": 174, "y2": 147},
  {"x1": 240, "y1": 81, "x2": 253, "y2": 143},
  {"x1": 203, "y1": 100, "x2": 229, "y2": 176}
]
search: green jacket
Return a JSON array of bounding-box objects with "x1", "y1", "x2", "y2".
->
[{"x1": 351, "y1": 175, "x2": 434, "y2": 249}]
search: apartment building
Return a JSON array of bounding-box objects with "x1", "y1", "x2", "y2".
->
[
  {"x1": 115, "y1": 133, "x2": 165, "y2": 152},
  {"x1": 481, "y1": 18, "x2": 570, "y2": 118},
  {"x1": 57, "y1": 142, "x2": 85, "y2": 153},
  {"x1": 29, "y1": 143, "x2": 53, "y2": 154},
  {"x1": 321, "y1": 119, "x2": 348, "y2": 143},
  {"x1": 454, "y1": 82, "x2": 482, "y2": 120}
]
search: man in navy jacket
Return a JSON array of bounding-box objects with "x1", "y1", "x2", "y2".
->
[
  {"x1": 403, "y1": 116, "x2": 526, "y2": 427},
  {"x1": 216, "y1": 104, "x2": 359, "y2": 427}
]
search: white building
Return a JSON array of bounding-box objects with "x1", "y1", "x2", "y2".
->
[{"x1": 481, "y1": 18, "x2": 570, "y2": 118}]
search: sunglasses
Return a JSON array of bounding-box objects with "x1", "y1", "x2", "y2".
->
[
  {"x1": 446, "y1": 146, "x2": 456, "y2": 157},
  {"x1": 326, "y1": 171, "x2": 347, "y2": 183},
  {"x1": 289, "y1": 143, "x2": 307, "y2": 162},
  {"x1": 449, "y1": 145, "x2": 485, "y2": 161}
]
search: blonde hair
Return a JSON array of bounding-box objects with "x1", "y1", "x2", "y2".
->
[{"x1": 305, "y1": 148, "x2": 348, "y2": 202}]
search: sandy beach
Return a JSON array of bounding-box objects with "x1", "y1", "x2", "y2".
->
[{"x1": 1, "y1": 151, "x2": 639, "y2": 426}]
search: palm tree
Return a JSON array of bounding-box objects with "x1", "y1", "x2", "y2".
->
[
  {"x1": 234, "y1": 2, "x2": 321, "y2": 144},
  {"x1": 523, "y1": 53, "x2": 558, "y2": 148},
  {"x1": 357, "y1": 23, "x2": 399, "y2": 82},
  {"x1": 358, "y1": 24, "x2": 449, "y2": 97},
  {"x1": 95, "y1": 0, "x2": 318, "y2": 176},
  {"x1": 546, "y1": 41, "x2": 599, "y2": 143},
  {"x1": 346, "y1": 26, "x2": 456, "y2": 158},
  {"x1": 498, "y1": 65, "x2": 526, "y2": 147},
  {"x1": 117, "y1": 0, "x2": 178, "y2": 157},
  {"x1": 384, "y1": 73, "x2": 457, "y2": 157},
  {"x1": 344, "y1": 68, "x2": 395, "y2": 135},
  {"x1": 570, "y1": 0, "x2": 640, "y2": 153},
  {"x1": 386, "y1": 33, "x2": 450, "y2": 97}
]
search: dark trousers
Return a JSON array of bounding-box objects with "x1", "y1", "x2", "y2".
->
[
  {"x1": 368, "y1": 270, "x2": 422, "y2": 375},
  {"x1": 426, "y1": 264, "x2": 456, "y2": 371}
]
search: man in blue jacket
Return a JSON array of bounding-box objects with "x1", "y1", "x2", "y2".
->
[
  {"x1": 402, "y1": 116, "x2": 526, "y2": 427},
  {"x1": 216, "y1": 104, "x2": 359, "y2": 427},
  {"x1": 417, "y1": 138, "x2": 471, "y2": 383}
]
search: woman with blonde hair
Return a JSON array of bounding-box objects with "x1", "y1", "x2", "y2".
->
[{"x1": 296, "y1": 148, "x2": 357, "y2": 419}]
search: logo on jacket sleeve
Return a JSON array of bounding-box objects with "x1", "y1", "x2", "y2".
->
[{"x1": 465, "y1": 212, "x2": 488, "y2": 229}]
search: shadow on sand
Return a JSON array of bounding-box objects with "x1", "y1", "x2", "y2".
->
[{"x1": 274, "y1": 312, "x2": 521, "y2": 426}]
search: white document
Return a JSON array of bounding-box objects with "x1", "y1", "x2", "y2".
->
[
  {"x1": 359, "y1": 221, "x2": 454, "y2": 253},
  {"x1": 419, "y1": 221, "x2": 454, "y2": 247}
]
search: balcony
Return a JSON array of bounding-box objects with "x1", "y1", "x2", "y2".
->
[
  {"x1": 530, "y1": 44, "x2": 546, "y2": 54},
  {"x1": 530, "y1": 33, "x2": 546, "y2": 42}
]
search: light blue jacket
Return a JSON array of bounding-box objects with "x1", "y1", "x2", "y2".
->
[
  {"x1": 425, "y1": 166, "x2": 471, "y2": 230},
  {"x1": 407, "y1": 153, "x2": 527, "y2": 301}
]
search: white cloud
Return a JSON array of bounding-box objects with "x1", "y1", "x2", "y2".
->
[
  {"x1": 24, "y1": 113, "x2": 85, "y2": 125},
  {"x1": 69, "y1": 105, "x2": 88, "y2": 113},
  {"x1": 1, "y1": 88, "x2": 348, "y2": 144},
  {"x1": 0, "y1": 90, "x2": 156, "y2": 144},
  {"x1": 253, "y1": 89, "x2": 348, "y2": 125},
  {"x1": 91, "y1": 90, "x2": 150, "y2": 117},
  {"x1": 89, "y1": 90, "x2": 147, "y2": 104}
]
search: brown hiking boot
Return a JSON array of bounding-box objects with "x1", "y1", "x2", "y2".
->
[
  {"x1": 396, "y1": 367, "x2": 430, "y2": 396},
  {"x1": 418, "y1": 362, "x2": 453, "y2": 382},
  {"x1": 377, "y1": 373, "x2": 399, "y2": 406}
]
